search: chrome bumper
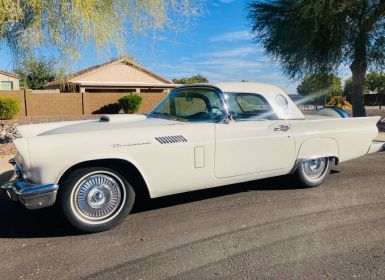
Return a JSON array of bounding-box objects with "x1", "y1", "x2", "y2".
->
[
  {"x1": 1, "y1": 180, "x2": 59, "y2": 210},
  {"x1": 367, "y1": 140, "x2": 385, "y2": 154},
  {"x1": 1, "y1": 158, "x2": 59, "y2": 210}
]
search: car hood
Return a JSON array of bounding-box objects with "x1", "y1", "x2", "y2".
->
[{"x1": 17, "y1": 115, "x2": 179, "y2": 138}]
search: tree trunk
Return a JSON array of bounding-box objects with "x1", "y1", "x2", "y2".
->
[
  {"x1": 380, "y1": 90, "x2": 384, "y2": 110},
  {"x1": 350, "y1": 61, "x2": 367, "y2": 117}
]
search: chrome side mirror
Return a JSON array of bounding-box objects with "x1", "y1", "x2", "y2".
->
[{"x1": 222, "y1": 113, "x2": 232, "y2": 124}]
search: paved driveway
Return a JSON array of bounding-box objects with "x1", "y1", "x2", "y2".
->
[{"x1": 0, "y1": 153, "x2": 384, "y2": 279}]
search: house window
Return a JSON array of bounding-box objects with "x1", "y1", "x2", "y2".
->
[{"x1": 1, "y1": 81, "x2": 13, "y2": 90}]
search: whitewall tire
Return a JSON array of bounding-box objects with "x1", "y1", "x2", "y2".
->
[
  {"x1": 295, "y1": 157, "x2": 331, "y2": 187},
  {"x1": 59, "y1": 167, "x2": 135, "y2": 233}
]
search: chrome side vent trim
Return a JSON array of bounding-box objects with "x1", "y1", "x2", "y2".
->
[{"x1": 155, "y1": 135, "x2": 187, "y2": 144}]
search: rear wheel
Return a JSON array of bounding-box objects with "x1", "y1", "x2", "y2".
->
[
  {"x1": 295, "y1": 157, "x2": 331, "y2": 187},
  {"x1": 59, "y1": 167, "x2": 135, "y2": 233}
]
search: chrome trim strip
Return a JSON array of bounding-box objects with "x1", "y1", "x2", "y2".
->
[
  {"x1": 155, "y1": 135, "x2": 188, "y2": 144},
  {"x1": 379, "y1": 143, "x2": 385, "y2": 152},
  {"x1": 8, "y1": 158, "x2": 27, "y2": 180},
  {"x1": 366, "y1": 140, "x2": 385, "y2": 154}
]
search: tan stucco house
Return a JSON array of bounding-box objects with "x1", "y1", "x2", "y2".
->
[
  {"x1": 45, "y1": 58, "x2": 176, "y2": 93},
  {"x1": 0, "y1": 70, "x2": 20, "y2": 90}
]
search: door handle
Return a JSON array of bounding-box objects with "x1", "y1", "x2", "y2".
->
[{"x1": 274, "y1": 125, "x2": 290, "y2": 132}]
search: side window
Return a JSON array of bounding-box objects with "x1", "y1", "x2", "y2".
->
[
  {"x1": 226, "y1": 93, "x2": 277, "y2": 121},
  {"x1": 236, "y1": 94, "x2": 269, "y2": 112}
]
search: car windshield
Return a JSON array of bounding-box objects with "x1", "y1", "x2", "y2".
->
[{"x1": 148, "y1": 88, "x2": 226, "y2": 122}]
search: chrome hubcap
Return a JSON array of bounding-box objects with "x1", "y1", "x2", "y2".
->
[
  {"x1": 73, "y1": 173, "x2": 123, "y2": 222},
  {"x1": 302, "y1": 158, "x2": 328, "y2": 179},
  {"x1": 86, "y1": 187, "x2": 107, "y2": 208}
]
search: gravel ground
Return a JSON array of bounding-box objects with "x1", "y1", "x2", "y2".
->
[{"x1": 0, "y1": 109, "x2": 384, "y2": 156}]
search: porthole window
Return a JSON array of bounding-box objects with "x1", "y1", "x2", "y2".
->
[{"x1": 276, "y1": 94, "x2": 288, "y2": 110}]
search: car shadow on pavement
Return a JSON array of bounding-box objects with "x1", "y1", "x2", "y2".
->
[
  {"x1": 0, "y1": 170, "x2": 338, "y2": 239},
  {"x1": 0, "y1": 195, "x2": 76, "y2": 238},
  {"x1": 0, "y1": 170, "x2": 77, "y2": 239},
  {"x1": 132, "y1": 174, "x2": 309, "y2": 213}
]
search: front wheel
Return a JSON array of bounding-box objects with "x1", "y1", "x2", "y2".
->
[
  {"x1": 59, "y1": 167, "x2": 135, "y2": 233},
  {"x1": 294, "y1": 157, "x2": 331, "y2": 187}
]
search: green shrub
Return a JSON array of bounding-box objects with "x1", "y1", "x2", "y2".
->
[
  {"x1": 118, "y1": 94, "x2": 142, "y2": 113},
  {"x1": 0, "y1": 98, "x2": 20, "y2": 119}
]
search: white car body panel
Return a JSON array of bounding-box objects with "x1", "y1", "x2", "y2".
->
[
  {"x1": 215, "y1": 120, "x2": 295, "y2": 178},
  {"x1": 289, "y1": 116, "x2": 379, "y2": 162},
  {"x1": 11, "y1": 83, "x2": 383, "y2": 200}
]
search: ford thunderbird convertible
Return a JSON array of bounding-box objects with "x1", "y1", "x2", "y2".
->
[{"x1": 1, "y1": 83, "x2": 384, "y2": 232}]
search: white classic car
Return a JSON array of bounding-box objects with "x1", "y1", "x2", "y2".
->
[{"x1": 1, "y1": 83, "x2": 384, "y2": 232}]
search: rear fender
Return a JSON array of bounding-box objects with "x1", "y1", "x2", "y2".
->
[{"x1": 297, "y1": 137, "x2": 339, "y2": 161}]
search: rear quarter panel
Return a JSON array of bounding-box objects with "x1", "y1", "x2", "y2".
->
[{"x1": 289, "y1": 117, "x2": 380, "y2": 163}]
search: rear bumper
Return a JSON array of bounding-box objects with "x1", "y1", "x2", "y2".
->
[
  {"x1": 367, "y1": 140, "x2": 385, "y2": 154},
  {"x1": 1, "y1": 180, "x2": 59, "y2": 210}
]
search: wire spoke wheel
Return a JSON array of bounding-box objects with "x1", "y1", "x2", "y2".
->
[
  {"x1": 301, "y1": 158, "x2": 329, "y2": 180},
  {"x1": 70, "y1": 171, "x2": 126, "y2": 224}
]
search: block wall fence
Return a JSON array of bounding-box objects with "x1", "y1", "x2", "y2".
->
[{"x1": 0, "y1": 90, "x2": 169, "y2": 116}]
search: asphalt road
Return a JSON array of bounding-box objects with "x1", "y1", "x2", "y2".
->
[{"x1": 0, "y1": 154, "x2": 384, "y2": 280}]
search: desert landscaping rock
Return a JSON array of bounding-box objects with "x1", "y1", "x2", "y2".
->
[
  {"x1": 0, "y1": 123, "x2": 21, "y2": 144},
  {"x1": 0, "y1": 143, "x2": 16, "y2": 156}
]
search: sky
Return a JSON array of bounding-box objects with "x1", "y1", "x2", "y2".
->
[{"x1": 0, "y1": 0, "x2": 300, "y2": 94}]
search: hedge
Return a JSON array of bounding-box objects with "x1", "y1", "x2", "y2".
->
[
  {"x1": 0, "y1": 97, "x2": 20, "y2": 119},
  {"x1": 118, "y1": 94, "x2": 142, "y2": 114}
]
